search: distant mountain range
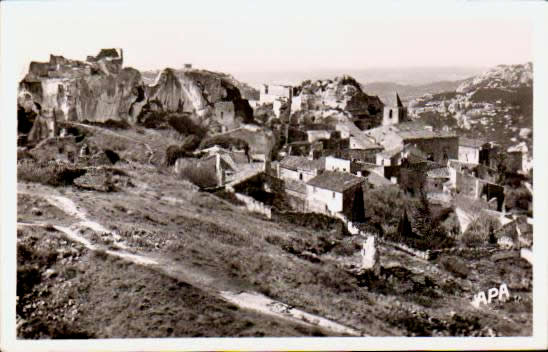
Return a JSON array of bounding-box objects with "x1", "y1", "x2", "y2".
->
[
  {"x1": 408, "y1": 63, "x2": 533, "y2": 153},
  {"x1": 362, "y1": 80, "x2": 465, "y2": 104},
  {"x1": 231, "y1": 66, "x2": 486, "y2": 88}
]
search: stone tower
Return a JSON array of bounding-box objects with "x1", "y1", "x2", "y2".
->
[{"x1": 382, "y1": 91, "x2": 407, "y2": 126}]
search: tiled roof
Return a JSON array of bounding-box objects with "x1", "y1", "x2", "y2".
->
[
  {"x1": 398, "y1": 129, "x2": 457, "y2": 140},
  {"x1": 378, "y1": 146, "x2": 404, "y2": 158},
  {"x1": 307, "y1": 171, "x2": 365, "y2": 192},
  {"x1": 365, "y1": 172, "x2": 392, "y2": 187},
  {"x1": 284, "y1": 178, "x2": 307, "y2": 194},
  {"x1": 351, "y1": 136, "x2": 383, "y2": 150},
  {"x1": 459, "y1": 137, "x2": 486, "y2": 148},
  {"x1": 280, "y1": 156, "x2": 325, "y2": 172},
  {"x1": 426, "y1": 167, "x2": 450, "y2": 179}
]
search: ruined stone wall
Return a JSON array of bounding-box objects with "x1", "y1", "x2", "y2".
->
[
  {"x1": 214, "y1": 101, "x2": 236, "y2": 131},
  {"x1": 405, "y1": 136, "x2": 458, "y2": 163},
  {"x1": 260, "y1": 84, "x2": 291, "y2": 104},
  {"x1": 458, "y1": 145, "x2": 480, "y2": 164},
  {"x1": 234, "y1": 192, "x2": 272, "y2": 219}
]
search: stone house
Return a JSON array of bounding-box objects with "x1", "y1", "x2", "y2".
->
[
  {"x1": 325, "y1": 156, "x2": 352, "y2": 173},
  {"x1": 277, "y1": 155, "x2": 325, "y2": 183},
  {"x1": 365, "y1": 122, "x2": 458, "y2": 164},
  {"x1": 455, "y1": 171, "x2": 505, "y2": 211},
  {"x1": 306, "y1": 171, "x2": 366, "y2": 217},
  {"x1": 425, "y1": 167, "x2": 451, "y2": 193},
  {"x1": 175, "y1": 153, "x2": 237, "y2": 188},
  {"x1": 213, "y1": 101, "x2": 236, "y2": 131},
  {"x1": 458, "y1": 137, "x2": 486, "y2": 164},
  {"x1": 259, "y1": 84, "x2": 292, "y2": 104}
]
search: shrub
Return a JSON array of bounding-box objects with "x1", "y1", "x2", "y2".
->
[
  {"x1": 18, "y1": 160, "x2": 86, "y2": 187},
  {"x1": 165, "y1": 145, "x2": 193, "y2": 166},
  {"x1": 167, "y1": 114, "x2": 207, "y2": 137},
  {"x1": 440, "y1": 256, "x2": 470, "y2": 278},
  {"x1": 505, "y1": 186, "x2": 532, "y2": 215},
  {"x1": 199, "y1": 135, "x2": 250, "y2": 152},
  {"x1": 103, "y1": 149, "x2": 120, "y2": 164},
  {"x1": 179, "y1": 164, "x2": 218, "y2": 189},
  {"x1": 363, "y1": 186, "x2": 419, "y2": 236},
  {"x1": 17, "y1": 243, "x2": 58, "y2": 297},
  {"x1": 460, "y1": 213, "x2": 498, "y2": 247}
]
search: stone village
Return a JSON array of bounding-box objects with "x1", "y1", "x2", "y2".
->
[
  {"x1": 172, "y1": 80, "x2": 532, "y2": 271},
  {"x1": 16, "y1": 51, "x2": 533, "y2": 314}
]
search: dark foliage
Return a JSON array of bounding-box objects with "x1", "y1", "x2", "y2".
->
[
  {"x1": 440, "y1": 256, "x2": 470, "y2": 279},
  {"x1": 167, "y1": 114, "x2": 207, "y2": 138},
  {"x1": 17, "y1": 243, "x2": 57, "y2": 297},
  {"x1": 200, "y1": 135, "x2": 250, "y2": 152},
  {"x1": 18, "y1": 105, "x2": 37, "y2": 134},
  {"x1": 103, "y1": 149, "x2": 120, "y2": 164},
  {"x1": 18, "y1": 161, "x2": 86, "y2": 187},
  {"x1": 164, "y1": 145, "x2": 193, "y2": 166}
]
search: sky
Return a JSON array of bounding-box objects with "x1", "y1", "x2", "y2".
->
[{"x1": 2, "y1": 0, "x2": 536, "y2": 80}]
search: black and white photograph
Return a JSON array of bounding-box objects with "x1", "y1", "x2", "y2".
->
[{"x1": 1, "y1": 0, "x2": 547, "y2": 350}]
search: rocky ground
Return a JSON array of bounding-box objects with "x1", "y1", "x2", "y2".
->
[{"x1": 16, "y1": 124, "x2": 533, "y2": 338}]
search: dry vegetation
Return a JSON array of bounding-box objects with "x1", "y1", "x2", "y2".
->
[{"x1": 16, "y1": 123, "x2": 533, "y2": 338}]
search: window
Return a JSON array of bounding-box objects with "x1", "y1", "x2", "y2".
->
[
  {"x1": 299, "y1": 173, "x2": 303, "y2": 181},
  {"x1": 264, "y1": 85, "x2": 269, "y2": 94},
  {"x1": 332, "y1": 192, "x2": 336, "y2": 199},
  {"x1": 220, "y1": 111, "x2": 224, "y2": 119},
  {"x1": 389, "y1": 110, "x2": 393, "y2": 119}
]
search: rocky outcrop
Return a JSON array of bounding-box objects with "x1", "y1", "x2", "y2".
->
[
  {"x1": 456, "y1": 62, "x2": 533, "y2": 94},
  {"x1": 18, "y1": 49, "x2": 143, "y2": 127},
  {"x1": 409, "y1": 63, "x2": 533, "y2": 151},
  {"x1": 292, "y1": 75, "x2": 384, "y2": 120},
  {"x1": 18, "y1": 50, "x2": 255, "y2": 142}
]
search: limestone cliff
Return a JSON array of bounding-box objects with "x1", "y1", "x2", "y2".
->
[
  {"x1": 18, "y1": 50, "x2": 254, "y2": 142},
  {"x1": 142, "y1": 68, "x2": 253, "y2": 126},
  {"x1": 292, "y1": 75, "x2": 384, "y2": 119},
  {"x1": 18, "y1": 49, "x2": 143, "y2": 132}
]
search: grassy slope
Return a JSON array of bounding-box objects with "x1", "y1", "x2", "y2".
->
[{"x1": 16, "y1": 126, "x2": 533, "y2": 337}]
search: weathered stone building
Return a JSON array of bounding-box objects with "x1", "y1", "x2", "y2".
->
[
  {"x1": 306, "y1": 171, "x2": 365, "y2": 218},
  {"x1": 278, "y1": 155, "x2": 325, "y2": 182}
]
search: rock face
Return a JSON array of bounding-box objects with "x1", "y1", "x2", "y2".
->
[
  {"x1": 142, "y1": 69, "x2": 254, "y2": 127},
  {"x1": 18, "y1": 49, "x2": 143, "y2": 140},
  {"x1": 409, "y1": 63, "x2": 533, "y2": 151},
  {"x1": 292, "y1": 75, "x2": 384, "y2": 122},
  {"x1": 456, "y1": 62, "x2": 533, "y2": 94},
  {"x1": 18, "y1": 49, "x2": 254, "y2": 142}
]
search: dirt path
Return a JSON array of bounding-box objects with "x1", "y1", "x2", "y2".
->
[
  {"x1": 18, "y1": 189, "x2": 128, "y2": 250},
  {"x1": 17, "y1": 189, "x2": 361, "y2": 336}
]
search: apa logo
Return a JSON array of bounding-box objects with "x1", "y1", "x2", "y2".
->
[{"x1": 472, "y1": 283, "x2": 510, "y2": 308}]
